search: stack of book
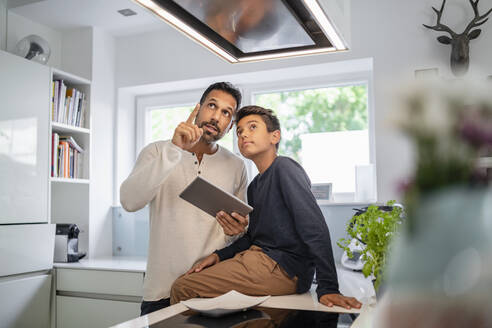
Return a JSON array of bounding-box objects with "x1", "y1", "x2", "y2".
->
[
  {"x1": 51, "y1": 80, "x2": 87, "y2": 127},
  {"x1": 52, "y1": 133, "x2": 84, "y2": 179}
]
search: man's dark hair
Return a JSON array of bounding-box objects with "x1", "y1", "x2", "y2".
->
[
  {"x1": 236, "y1": 105, "x2": 281, "y2": 150},
  {"x1": 199, "y1": 82, "x2": 242, "y2": 112}
]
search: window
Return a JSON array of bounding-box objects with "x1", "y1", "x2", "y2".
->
[
  {"x1": 134, "y1": 59, "x2": 376, "y2": 203},
  {"x1": 148, "y1": 106, "x2": 234, "y2": 152},
  {"x1": 253, "y1": 84, "x2": 370, "y2": 196}
]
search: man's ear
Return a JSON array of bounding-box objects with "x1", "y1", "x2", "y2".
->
[{"x1": 271, "y1": 130, "x2": 281, "y2": 147}]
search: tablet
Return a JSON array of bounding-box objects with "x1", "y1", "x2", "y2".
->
[{"x1": 179, "y1": 176, "x2": 253, "y2": 218}]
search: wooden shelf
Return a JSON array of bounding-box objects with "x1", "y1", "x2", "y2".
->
[
  {"x1": 51, "y1": 177, "x2": 90, "y2": 184},
  {"x1": 51, "y1": 122, "x2": 90, "y2": 135}
]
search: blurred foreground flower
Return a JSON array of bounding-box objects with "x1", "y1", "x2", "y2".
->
[
  {"x1": 396, "y1": 80, "x2": 492, "y2": 232},
  {"x1": 376, "y1": 80, "x2": 492, "y2": 328}
]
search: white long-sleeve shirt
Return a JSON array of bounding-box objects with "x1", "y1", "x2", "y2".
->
[{"x1": 120, "y1": 140, "x2": 248, "y2": 301}]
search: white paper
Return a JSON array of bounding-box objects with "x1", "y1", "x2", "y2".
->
[{"x1": 181, "y1": 290, "x2": 270, "y2": 317}]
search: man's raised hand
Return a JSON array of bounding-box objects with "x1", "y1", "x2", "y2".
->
[{"x1": 171, "y1": 104, "x2": 204, "y2": 151}]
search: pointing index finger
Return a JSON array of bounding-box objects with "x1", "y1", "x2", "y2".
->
[{"x1": 186, "y1": 104, "x2": 200, "y2": 124}]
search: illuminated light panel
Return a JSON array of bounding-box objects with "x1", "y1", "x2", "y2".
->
[
  {"x1": 133, "y1": 0, "x2": 238, "y2": 63},
  {"x1": 134, "y1": 0, "x2": 347, "y2": 63},
  {"x1": 302, "y1": 0, "x2": 347, "y2": 50},
  {"x1": 238, "y1": 47, "x2": 337, "y2": 62}
]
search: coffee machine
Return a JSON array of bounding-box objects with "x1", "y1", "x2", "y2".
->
[{"x1": 54, "y1": 224, "x2": 86, "y2": 262}]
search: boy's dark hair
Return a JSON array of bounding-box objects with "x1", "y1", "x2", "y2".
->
[
  {"x1": 199, "y1": 82, "x2": 242, "y2": 112},
  {"x1": 236, "y1": 105, "x2": 281, "y2": 150}
]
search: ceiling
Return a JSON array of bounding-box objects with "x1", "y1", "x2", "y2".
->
[{"x1": 9, "y1": 0, "x2": 168, "y2": 36}]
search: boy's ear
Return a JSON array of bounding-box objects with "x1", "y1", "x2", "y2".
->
[{"x1": 271, "y1": 130, "x2": 281, "y2": 147}]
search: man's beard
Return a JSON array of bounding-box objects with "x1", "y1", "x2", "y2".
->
[{"x1": 199, "y1": 120, "x2": 221, "y2": 143}]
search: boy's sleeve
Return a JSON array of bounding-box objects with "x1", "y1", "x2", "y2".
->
[
  {"x1": 215, "y1": 234, "x2": 251, "y2": 261},
  {"x1": 278, "y1": 160, "x2": 340, "y2": 299}
]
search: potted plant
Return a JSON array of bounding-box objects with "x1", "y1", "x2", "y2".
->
[{"x1": 337, "y1": 201, "x2": 403, "y2": 293}]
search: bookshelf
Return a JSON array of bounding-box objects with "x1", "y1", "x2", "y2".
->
[{"x1": 49, "y1": 68, "x2": 92, "y2": 255}]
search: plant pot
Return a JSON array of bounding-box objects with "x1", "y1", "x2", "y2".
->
[{"x1": 376, "y1": 186, "x2": 492, "y2": 328}]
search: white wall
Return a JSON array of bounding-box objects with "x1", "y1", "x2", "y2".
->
[
  {"x1": 0, "y1": 0, "x2": 6, "y2": 51},
  {"x1": 115, "y1": 88, "x2": 136, "y2": 206},
  {"x1": 89, "y1": 27, "x2": 116, "y2": 258},
  {"x1": 6, "y1": 11, "x2": 62, "y2": 68},
  {"x1": 115, "y1": 0, "x2": 492, "y2": 202},
  {"x1": 61, "y1": 27, "x2": 92, "y2": 81}
]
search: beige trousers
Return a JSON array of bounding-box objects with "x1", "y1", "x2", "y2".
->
[{"x1": 170, "y1": 245, "x2": 297, "y2": 304}]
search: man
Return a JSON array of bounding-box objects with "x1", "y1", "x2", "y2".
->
[
  {"x1": 120, "y1": 82, "x2": 249, "y2": 315},
  {"x1": 170, "y1": 105, "x2": 362, "y2": 310}
]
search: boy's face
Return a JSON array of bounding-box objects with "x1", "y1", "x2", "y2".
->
[
  {"x1": 195, "y1": 89, "x2": 236, "y2": 143},
  {"x1": 236, "y1": 114, "x2": 280, "y2": 159}
]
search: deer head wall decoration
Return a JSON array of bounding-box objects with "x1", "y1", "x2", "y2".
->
[{"x1": 424, "y1": 0, "x2": 492, "y2": 77}]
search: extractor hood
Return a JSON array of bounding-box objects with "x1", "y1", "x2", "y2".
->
[{"x1": 134, "y1": 0, "x2": 348, "y2": 63}]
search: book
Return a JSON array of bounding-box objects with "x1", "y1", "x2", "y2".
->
[
  {"x1": 59, "y1": 136, "x2": 84, "y2": 153},
  {"x1": 57, "y1": 81, "x2": 66, "y2": 123},
  {"x1": 72, "y1": 90, "x2": 80, "y2": 126},
  {"x1": 52, "y1": 132, "x2": 59, "y2": 177},
  {"x1": 54, "y1": 80, "x2": 59, "y2": 121},
  {"x1": 66, "y1": 88, "x2": 74, "y2": 125},
  {"x1": 51, "y1": 81, "x2": 55, "y2": 121}
]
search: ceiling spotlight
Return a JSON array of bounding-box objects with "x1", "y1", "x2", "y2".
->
[{"x1": 118, "y1": 8, "x2": 137, "y2": 17}]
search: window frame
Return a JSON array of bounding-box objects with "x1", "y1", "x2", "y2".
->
[{"x1": 247, "y1": 73, "x2": 375, "y2": 201}]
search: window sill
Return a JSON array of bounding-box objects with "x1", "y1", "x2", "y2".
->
[{"x1": 316, "y1": 200, "x2": 378, "y2": 206}]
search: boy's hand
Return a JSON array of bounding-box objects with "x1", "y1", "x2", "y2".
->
[
  {"x1": 171, "y1": 104, "x2": 204, "y2": 151},
  {"x1": 186, "y1": 253, "x2": 220, "y2": 274},
  {"x1": 319, "y1": 294, "x2": 362, "y2": 310},
  {"x1": 216, "y1": 211, "x2": 248, "y2": 236}
]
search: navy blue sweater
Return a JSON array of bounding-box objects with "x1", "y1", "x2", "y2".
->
[{"x1": 215, "y1": 156, "x2": 339, "y2": 299}]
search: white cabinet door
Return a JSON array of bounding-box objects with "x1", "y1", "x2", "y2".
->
[
  {"x1": 57, "y1": 268, "x2": 143, "y2": 296},
  {"x1": 0, "y1": 50, "x2": 50, "y2": 224},
  {"x1": 57, "y1": 296, "x2": 140, "y2": 328},
  {"x1": 0, "y1": 224, "x2": 55, "y2": 276},
  {"x1": 0, "y1": 274, "x2": 52, "y2": 328}
]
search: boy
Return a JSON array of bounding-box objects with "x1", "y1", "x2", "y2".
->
[{"x1": 170, "y1": 105, "x2": 361, "y2": 309}]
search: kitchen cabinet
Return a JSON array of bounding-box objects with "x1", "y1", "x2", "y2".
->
[
  {"x1": 0, "y1": 49, "x2": 56, "y2": 328},
  {"x1": 56, "y1": 296, "x2": 140, "y2": 328},
  {"x1": 0, "y1": 49, "x2": 50, "y2": 224},
  {"x1": 55, "y1": 266, "x2": 144, "y2": 328},
  {"x1": 0, "y1": 274, "x2": 52, "y2": 327}
]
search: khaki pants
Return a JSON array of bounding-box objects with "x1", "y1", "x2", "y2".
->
[{"x1": 170, "y1": 245, "x2": 297, "y2": 304}]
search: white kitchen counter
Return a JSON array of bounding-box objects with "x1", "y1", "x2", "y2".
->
[
  {"x1": 54, "y1": 256, "x2": 146, "y2": 273},
  {"x1": 54, "y1": 258, "x2": 376, "y2": 327},
  {"x1": 111, "y1": 287, "x2": 374, "y2": 328},
  {"x1": 111, "y1": 267, "x2": 376, "y2": 328}
]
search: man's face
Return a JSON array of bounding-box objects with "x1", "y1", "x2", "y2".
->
[
  {"x1": 236, "y1": 114, "x2": 279, "y2": 159},
  {"x1": 195, "y1": 90, "x2": 236, "y2": 144}
]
